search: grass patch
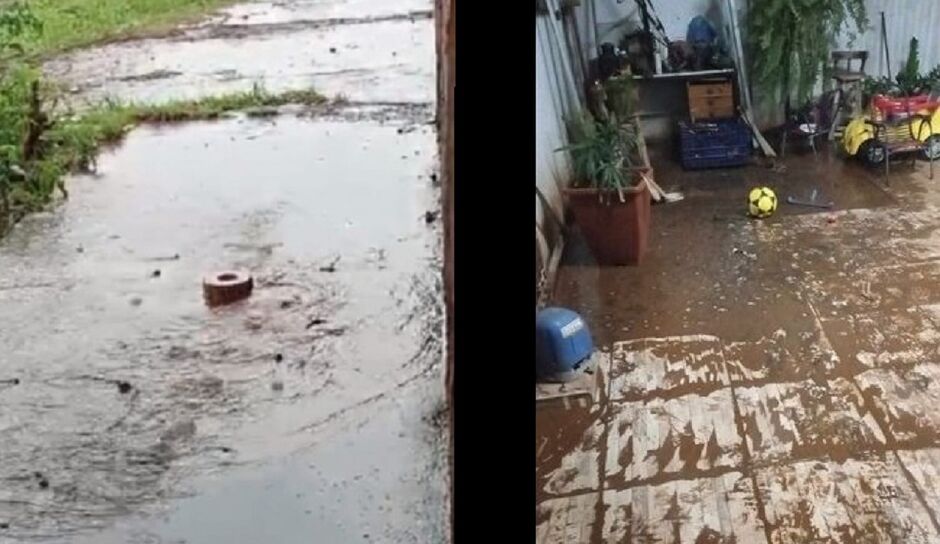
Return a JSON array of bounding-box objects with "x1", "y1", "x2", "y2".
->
[
  {"x1": 0, "y1": 84, "x2": 328, "y2": 230},
  {"x1": 132, "y1": 88, "x2": 329, "y2": 122},
  {"x1": 26, "y1": 0, "x2": 239, "y2": 56},
  {"x1": 0, "y1": 2, "x2": 333, "y2": 234},
  {"x1": 54, "y1": 84, "x2": 328, "y2": 171}
]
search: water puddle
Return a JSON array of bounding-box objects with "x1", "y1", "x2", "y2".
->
[
  {"x1": 212, "y1": 0, "x2": 433, "y2": 26},
  {"x1": 0, "y1": 112, "x2": 445, "y2": 542},
  {"x1": 44, "y1": 0, "x2": 435, "y2": 106}
]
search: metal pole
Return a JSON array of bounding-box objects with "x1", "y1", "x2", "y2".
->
[
  {"x1": 590, "y1": 0, "x2": 599, "y2": 57},
  {"x1": 727, "y1": 0, "x2": 752, "y2": 114},
  {"x1": 881, "y1": 11, "x2": 892, "y2": 81}
]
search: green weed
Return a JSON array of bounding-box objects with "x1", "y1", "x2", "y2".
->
[
  {"x1": 0, "y1": 2, "x2": 331, "y2": 235},
  {"x1": 27, "y1": 0, "x2": 239, "y2": 56},
  {"x1": 0, "y1": 83, "x2": 328, "y2": 232}
]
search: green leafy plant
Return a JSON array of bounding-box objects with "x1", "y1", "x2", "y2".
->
[
  {"x1": 603, "y1": 74, "x2": 635, "y2": 121},
  {"x1": 895, "y1": 37, "x2": 925, "y2": 96},
  {"x1": 928, "y1": 64, "x2": 940, "y2": 89},
  {"x1": 27, "y1": 0, "x2": 237, "y2": 56},
  {"x1": 748, "y1": 0, "x2": 868, "y2": 109},
  {"x1": 862, "y1": 75, "x2": 898, "y2": 98},
  {"x1": 0, "y1": 2, "x2": 41, "y2": 56},
  {"x1": 0, "y1": 3, "x2": 43, "y2": 229},
  {"x1": 862, "y1": 37, "x2": 940, "y2": 99},
  {"x1": 558, "y1": 112, "x2": 639, "y2": 202}
]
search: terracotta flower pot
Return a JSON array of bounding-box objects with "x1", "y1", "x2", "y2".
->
[{"x1": 564, "y1": 169, "x2": 652, "y2": 266}]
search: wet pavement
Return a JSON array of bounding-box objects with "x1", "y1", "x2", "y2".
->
[
  {"x1": 44, "y1": 0, "x2": 434, "y2": 107},
  {"x1": 2, "y1": 1, "x2": 445, "y2": 543},
  {"x1": 538, "y1": 144, "x2": 940, "y2": 542}
]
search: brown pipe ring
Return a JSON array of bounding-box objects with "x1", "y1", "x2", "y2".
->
[{"x1": 203, "y1": 270, "x2": 253, "y2": 306}]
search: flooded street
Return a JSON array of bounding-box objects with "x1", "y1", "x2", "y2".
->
[{"x1": 2, "y1": 1, "x2": 446, "y2": 542}]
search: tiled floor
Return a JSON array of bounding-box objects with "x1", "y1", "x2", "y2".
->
[{"x1": 538, "y1": 147, "x2": 940, "y2": 543}]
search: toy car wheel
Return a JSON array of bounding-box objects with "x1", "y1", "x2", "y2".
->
[
  {"x1": 924, "y1": 135, "x2": 940, "y2": 161},
  {"x1": 859, "y1": 140, "x2": 887, "y2": 167}
]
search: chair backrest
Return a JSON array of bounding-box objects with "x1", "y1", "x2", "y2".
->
[
  {"x1": 832, "y1": 50, "x2": 868, "y2": 74},
  {"x1": 786, "y1": 90, "x2": 835, "y2": 130}
]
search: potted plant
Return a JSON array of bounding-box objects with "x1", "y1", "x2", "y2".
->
[
  {"x1": 559, "y1": 111, "x2": 651, "y2": 265},
  {"x1": 862, "y1": 38, "x2": 940, "y2": 102}
]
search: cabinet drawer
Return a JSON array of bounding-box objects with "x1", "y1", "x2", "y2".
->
[
  {"x1": 688, "y1": 83, "x2": 732, "y2": 99},
  {"x1": 690, "y1": 95, "x2": 734, "y2": 109},
  {"x1": 689, "y1": 95, "x2": 735, "y2": 121}
]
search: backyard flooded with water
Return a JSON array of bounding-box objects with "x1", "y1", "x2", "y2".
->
[{"x1": 0, "y1": 0, "x2": 447, "y2": 542}]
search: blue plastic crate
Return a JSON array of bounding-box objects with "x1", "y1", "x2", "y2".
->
[{"x1": 678, "y1": 118, "x2": 752, "y2": 169}]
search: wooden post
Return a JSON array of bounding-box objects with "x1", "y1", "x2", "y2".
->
[{"x1": 435, "y1": 0, "x2": 455, "y2": 540}]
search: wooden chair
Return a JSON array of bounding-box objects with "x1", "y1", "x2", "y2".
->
[{"x1": 828, "y1": 51, "x2": 868, "y2": 140}]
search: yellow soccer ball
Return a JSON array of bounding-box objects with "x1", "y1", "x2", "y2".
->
[{"x1": 748, "y1": 187, "x2": 777, "y2": 218}]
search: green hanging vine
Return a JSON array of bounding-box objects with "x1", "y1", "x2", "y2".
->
[{"x1": 748, "y1": 0, "x2": 868, "y2": 108}]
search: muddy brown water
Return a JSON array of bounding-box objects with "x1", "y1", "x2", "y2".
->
[
  {"x1": 556, "y1": 144, "x2": 898, "y2": 347},
  {"x1": 537, "y1": 140, "x2": 940, "y2": 542},
  {"x1": 0, "y1": 112, "x2": 446, "y2": 543}
]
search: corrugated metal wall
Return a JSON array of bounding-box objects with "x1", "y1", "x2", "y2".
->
[
  {"x1": 839, "y1": 0, "x2": 940, "y2": 79},
  {"x1": 535, "y1": 7, "x2": 581, "y2": 294},
  {"x1": 567, "y1": 0, "x2": 940, "y2": 129}
]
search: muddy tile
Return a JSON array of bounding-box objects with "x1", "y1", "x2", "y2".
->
[
  {"x1": 722, "y1": 333, "x2": 790, "y2": 384},
  {"x1": 856, "y1": 364, "x2": 940, "y2": 447},
  {"x1": 918, "y1": 303, "x2": 940, "y2": 337},
  {"x1": 723, "y1": 329, "x2": 838, "y2": 385},
  {"x1": 538, "y1": 417, "x2": 603, "y2": 497},
  {"x1": 734, "y1": 379, "x2": 886, "y2": 465},
  {"x1": 609, "y1": 335, "x2": 728, "y2": 402},
  {"x1": 605, "y1": 388, "x2": 741, "y2": 486},
  {"x1": 602, "y1": 471, "x2": 766, "y2": 543},
  {"x1": 896, "y1": 448, "x2": 940, "y2": 522},
  {"x1": 756, "y1": 458, "x2": 937, "y2": 543},
  {"x1": 822, "y1": 307, "x2": 940, "y2": 371},
  {"x1": 805, "y1": 261, "x2": 940, "y2": 316},
  {"x1": 537, "y1": 396, "x2": 605, "y2": 500},
  {"x1": 536, "y1": 492, "x2": 598, "y2": 544}
]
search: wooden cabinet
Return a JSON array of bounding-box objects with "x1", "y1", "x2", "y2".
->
[{"x1": 687, "y1": 79, "x2": 735, "y2": 122}]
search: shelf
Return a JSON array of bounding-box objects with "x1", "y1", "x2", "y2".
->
[
  {"x1": 634, "y1": 110, "x2": 671, "y2": 117},
  {"x1": 632, "y1": 69, "x2": 734, "y2": 81}
]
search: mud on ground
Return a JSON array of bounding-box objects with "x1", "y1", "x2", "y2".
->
[{"x1": 539, "y1": 144, "x2": 940, "y2": 543}]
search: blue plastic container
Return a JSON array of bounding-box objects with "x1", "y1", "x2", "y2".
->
[
  {"x1": 536, "y1": 307, "x2": 594, "y2": 381},
  {"x1": 678, "y1": 118, "x2": 752, "y2": 169}
]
